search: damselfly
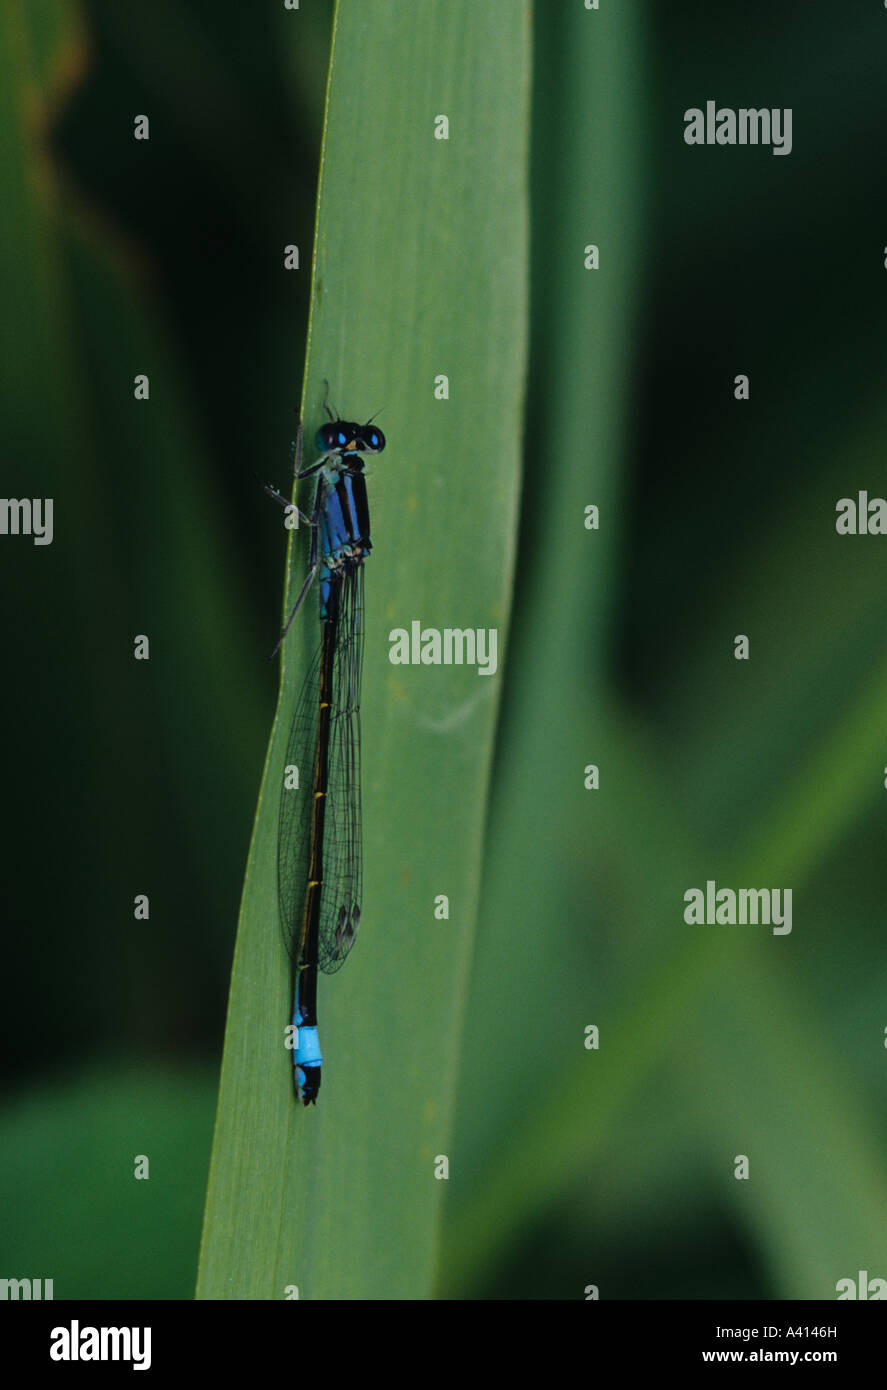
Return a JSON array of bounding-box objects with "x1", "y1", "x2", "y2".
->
[{"x1": 265, "y1": 388, "x2": 385, "y2": 1105}]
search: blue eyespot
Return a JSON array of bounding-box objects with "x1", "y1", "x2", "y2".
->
[{"x1": 337, "y1": 431, "x2": 346, "y2": 446}]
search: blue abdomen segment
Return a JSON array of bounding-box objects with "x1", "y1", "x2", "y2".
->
[
  {"x1": 294, "y1": 994, "x2": 322, "y2": 1104},
  {"x1": 295, "y1": 1023, "x2": 322, "y2": 1067}
]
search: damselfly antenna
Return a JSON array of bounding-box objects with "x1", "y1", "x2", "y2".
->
[{"x1": 321, "y1": 379, "x2": 340, "y2": 423}]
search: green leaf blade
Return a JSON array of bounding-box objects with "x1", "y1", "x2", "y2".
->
[{"x1": 198, "y1": 0, "x2": 530, "y2": 1300}]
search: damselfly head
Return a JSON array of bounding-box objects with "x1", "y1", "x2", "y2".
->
[{"x1": 315, "y1": 420, "x2": 386, "y2": 457}]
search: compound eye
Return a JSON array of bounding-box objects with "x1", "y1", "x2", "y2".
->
[
  {"x1": 366, "y1": 427, "x2": 385, "y2": 452},
  {"x1": 315, "y1": 423, "x2": 342, "y2": 453}
]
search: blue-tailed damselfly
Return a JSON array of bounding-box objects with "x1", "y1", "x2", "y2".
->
[{"x1": 266, "y1": 388, "x2": 385, "y2": 1105}]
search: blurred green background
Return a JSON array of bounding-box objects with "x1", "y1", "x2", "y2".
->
[{"x1": 2, "y1": 0, "x2": 887, "y2": 1299}]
